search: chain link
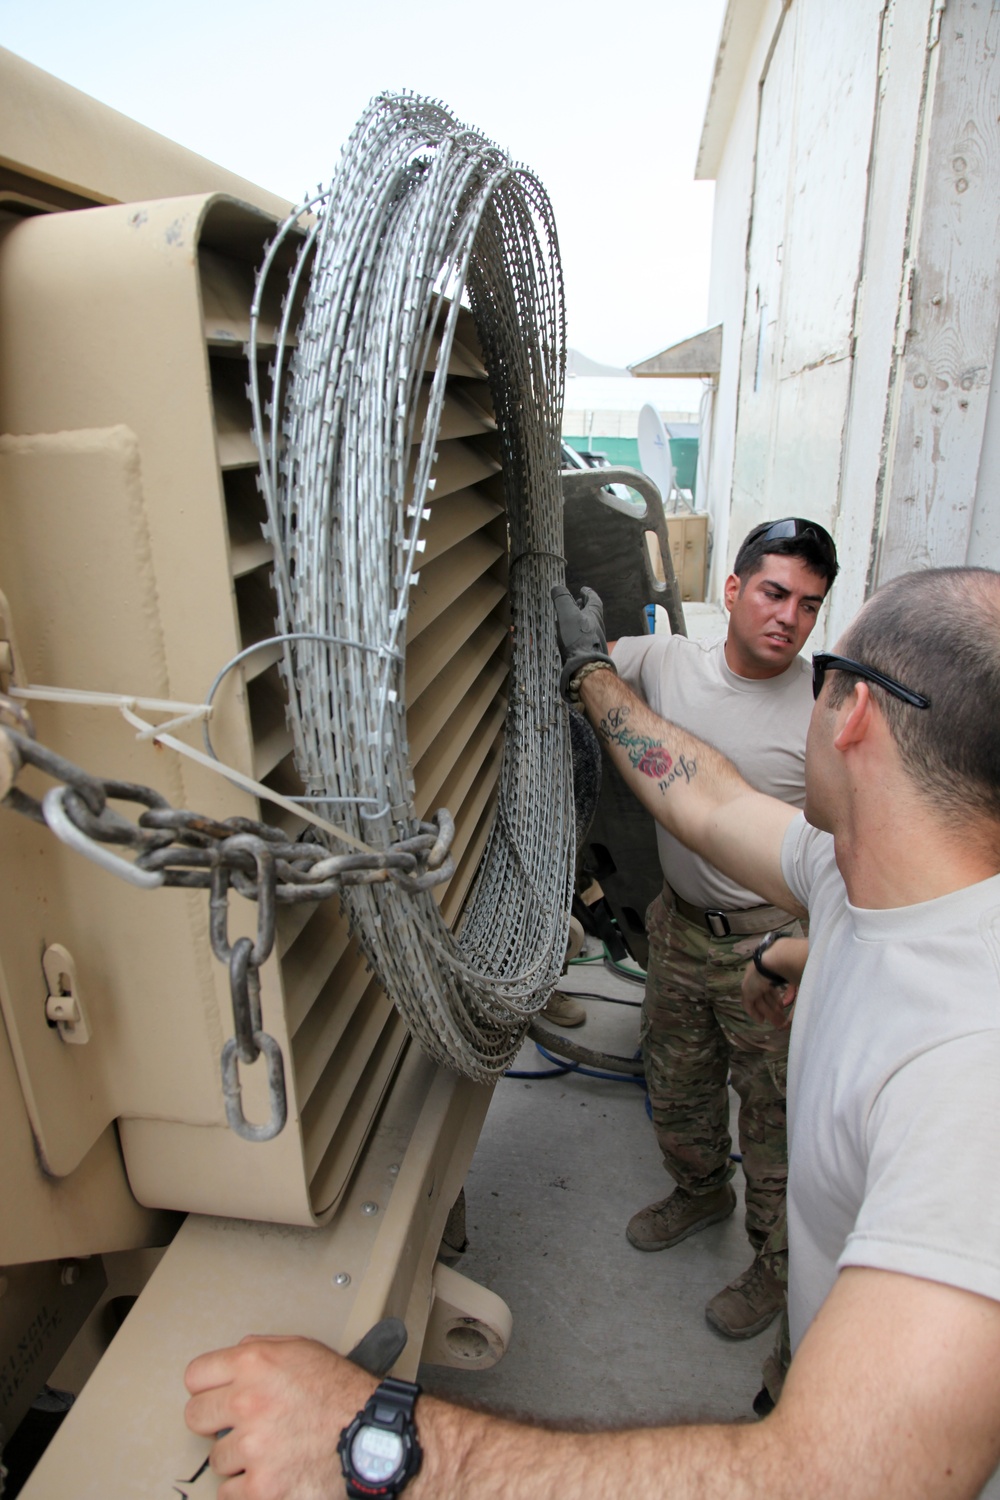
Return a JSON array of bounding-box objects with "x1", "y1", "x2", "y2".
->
[{"x1": 0, "y1": 710, "x2": 455, "y2": 1143}]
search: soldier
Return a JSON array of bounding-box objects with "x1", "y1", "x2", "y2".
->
[
  {"x1": 185, "y1": 566, "x2": 1000, "y2": 1500},
  {"x1": 613, "y1": 518, "x2": 837, "y2": 1375}
]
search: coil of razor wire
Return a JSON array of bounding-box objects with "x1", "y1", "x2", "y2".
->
[{"x1": 248, "y1": 94, "x2": 574, "y2": 1081}]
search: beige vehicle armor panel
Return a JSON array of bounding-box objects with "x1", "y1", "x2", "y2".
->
[{"x1": 0, "y1": 187, "x2": 506, "y2": 1228}]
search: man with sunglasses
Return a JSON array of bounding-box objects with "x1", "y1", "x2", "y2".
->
[
  {"x1": 612, "y1": 517, "x2": 837, "y2": 1382},
  {"x1": 186, "y1": 565, "x2": 1000, "y2": 1499}
]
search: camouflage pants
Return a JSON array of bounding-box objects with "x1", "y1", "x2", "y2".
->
[
  {"x1": 760, "y1": 1214, "x2": 791, "y2": 1404},
  {"x1": 641, "y1": 890, "x2": 794, "y2": 1257}
]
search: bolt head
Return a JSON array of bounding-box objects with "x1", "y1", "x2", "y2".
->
[{"x1": 361, "y1": 1201, "x2": 379, "y2": 1216}]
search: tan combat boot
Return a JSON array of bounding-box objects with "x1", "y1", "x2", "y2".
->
[
  {"x1": 705, "y1": 1256, "x2": 785, "y2": 1339},
  {"x1": 541, "y1": 992, "x2": 586, "y2": 1027},
  {"x1": 626, "y1": 1182, "x2": 736, "y2": 1250}
]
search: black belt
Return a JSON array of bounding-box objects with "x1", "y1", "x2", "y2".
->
[{"x1": 672, "y1": 890, "x2": 795, "y2": 939}]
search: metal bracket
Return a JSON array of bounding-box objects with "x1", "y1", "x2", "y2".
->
[
  {"x1": 420, "y1": 1261, "x2": 512, "y2": 1371},
  {"x1": 42, "y1": 943, "x2": 92, "y2": 1044}
]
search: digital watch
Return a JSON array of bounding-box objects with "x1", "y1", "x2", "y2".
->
[{"x1": 338, "y1": 1376, "x2": 423, "y2": 1498}]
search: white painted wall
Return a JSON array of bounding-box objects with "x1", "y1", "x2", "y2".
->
[
  {"x1": 873, "y1": 9, "x2": 1000, "y2": 587},
  {"x1": 729, "y1": 0, "x2": 883, "y2": 632},
  {"x1": 824, "y1": 0, "x2": 931, "y2": 640},
  {"x1": 968, "y1": 329, "x2": 1000, "y2": 567},
  {"x1": 701, "y1": 0, "x2": 783, "y2": 600},
  {"x1": 697, "y1": 0, "x2": 1000, "y2": 637}
]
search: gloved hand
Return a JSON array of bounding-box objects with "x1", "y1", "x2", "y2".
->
[{"x1": 551, "y1": 585, "x2": 618, "y2": 704}]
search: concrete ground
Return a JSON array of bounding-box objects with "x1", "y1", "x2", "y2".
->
[{"x1": 419, "y1": 947, "x2": 773, "y2": 1429}]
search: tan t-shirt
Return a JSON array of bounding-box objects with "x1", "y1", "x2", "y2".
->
[{"x1": 612, "y1": 632, "x2": 813, "y2": 910}]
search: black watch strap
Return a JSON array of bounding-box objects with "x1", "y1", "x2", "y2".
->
[
  {"x1": 368, "y1": 1375, "x2": 420, "y2": 1420},
  {"x1": 752, "y1": 929, "x2": 790, "y2": 987}
]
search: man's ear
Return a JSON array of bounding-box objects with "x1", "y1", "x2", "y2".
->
[
  {"x1": 723, "y1": 573, "x2": 741, "y2": 613},
  {"x1": 832, "y1": 681, "x2": 874, "y2": 751}
]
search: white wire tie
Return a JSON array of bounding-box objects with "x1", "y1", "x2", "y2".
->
[
  {"x1": 10, "y1": 685, "x2": 208, "y2": 716},
  {"x1": 415, "y1": 539, "x2": 426, "y2": 553},
  {"x1": 132, "y1": 708, "x2": 209, "y2": 740},
  {"x1": 10, "y1": 684, "x2": 211, "y2": 732},
  {"x1": 117, "y1": 704, "x2": 375, "y2": 855}
]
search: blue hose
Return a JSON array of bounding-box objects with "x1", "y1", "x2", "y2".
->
[{"x1": 506, "y1": 1042, "x2": 646, "y2": 1086}]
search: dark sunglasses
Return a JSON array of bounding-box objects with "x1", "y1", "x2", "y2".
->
[
  {"x1": 751, "y1": 517, "x2": 837, "y2": 566},
  {"x1": 749, "y1": 513, "x2": 839, "y2": 564},
  {"x1": 812, "y1": 652, "x2": 931, "y2": 709}
]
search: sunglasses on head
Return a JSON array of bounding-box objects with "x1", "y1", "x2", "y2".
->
[
  {"x1": 751, "y1": 517, "x2": 837, "y2": 566},
  {"x1": 811, "y1": 652, "x2": 931, "y2": 709}
]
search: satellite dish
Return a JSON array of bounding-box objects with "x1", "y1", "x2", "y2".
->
[{"x1": 637, "y1": 403, "x2": 675, "y2": 509}]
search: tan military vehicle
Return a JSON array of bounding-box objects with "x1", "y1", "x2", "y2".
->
[{"x1": 0, "y1": 49, "x2": 545, "y2": 1495}]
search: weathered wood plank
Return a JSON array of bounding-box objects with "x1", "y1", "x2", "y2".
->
[
  {"x1": 827, "y1": 0, "x2": 933, "y2": 640},
  {"x1": 730, "y1": 0, "x2": 882, "y2": 590},
  {"x1": 876, "y1": 0, "x2": 1000, "y2": 580}
]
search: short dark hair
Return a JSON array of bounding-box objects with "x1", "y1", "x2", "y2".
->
[
  {"x1": 733, "y1": 518, "x2": 839, "y2": 590},
  {"x1": 828, "y1": 567, "x2": 1000, "y2": 823}
]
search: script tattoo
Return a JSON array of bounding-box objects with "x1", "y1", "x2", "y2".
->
[
  {"x1": 597, "y1": 704, "x2": 698, "y2": 794},
  {"x1": 601, "y1": 706, "x2": 630, "y2": 733}
]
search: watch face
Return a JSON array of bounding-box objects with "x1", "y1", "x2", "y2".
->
[{"x1": 351, "y1": 1423, "x2": 405, "y2": 1484}]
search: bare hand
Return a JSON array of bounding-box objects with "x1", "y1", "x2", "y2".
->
[
  {"x1": 184, "y1": 1334, "x2": 373, "y2": 1498},
  {"x1": 741, "y1": 963, "x2": 797, "y2": 1029}
]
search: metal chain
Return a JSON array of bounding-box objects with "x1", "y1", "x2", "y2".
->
[{"x1": 0, "y1": 712, "x2": 455, "y2": 1142}]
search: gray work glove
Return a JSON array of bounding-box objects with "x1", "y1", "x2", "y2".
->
[{"x1": 551, "y1": 584, "x2": 618, "y2": 704}]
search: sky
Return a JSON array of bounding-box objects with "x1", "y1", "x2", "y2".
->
[{"x1": 1, "y1": 0, "x2": 725, "y2": 369}]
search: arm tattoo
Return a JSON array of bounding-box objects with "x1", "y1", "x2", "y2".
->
[{"x1": 597, "y1": 704, "x2": 698, "y2": 794}]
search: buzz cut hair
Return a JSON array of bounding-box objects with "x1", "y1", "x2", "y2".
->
[{"x1": 828, "y1": 567, "x2": 1000, "y2": 823}]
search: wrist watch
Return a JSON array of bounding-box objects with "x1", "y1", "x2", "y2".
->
[
  {"x1": 751, "y1": 929, "x2": 790, "y2": 987},
  {"x1": 338, "y1": 1377, "x2": 423, "y2": 1497}
]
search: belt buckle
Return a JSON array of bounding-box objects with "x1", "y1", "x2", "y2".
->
[{"x1": 704, "y1": 910, "x2": 731, "y2": 938}]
